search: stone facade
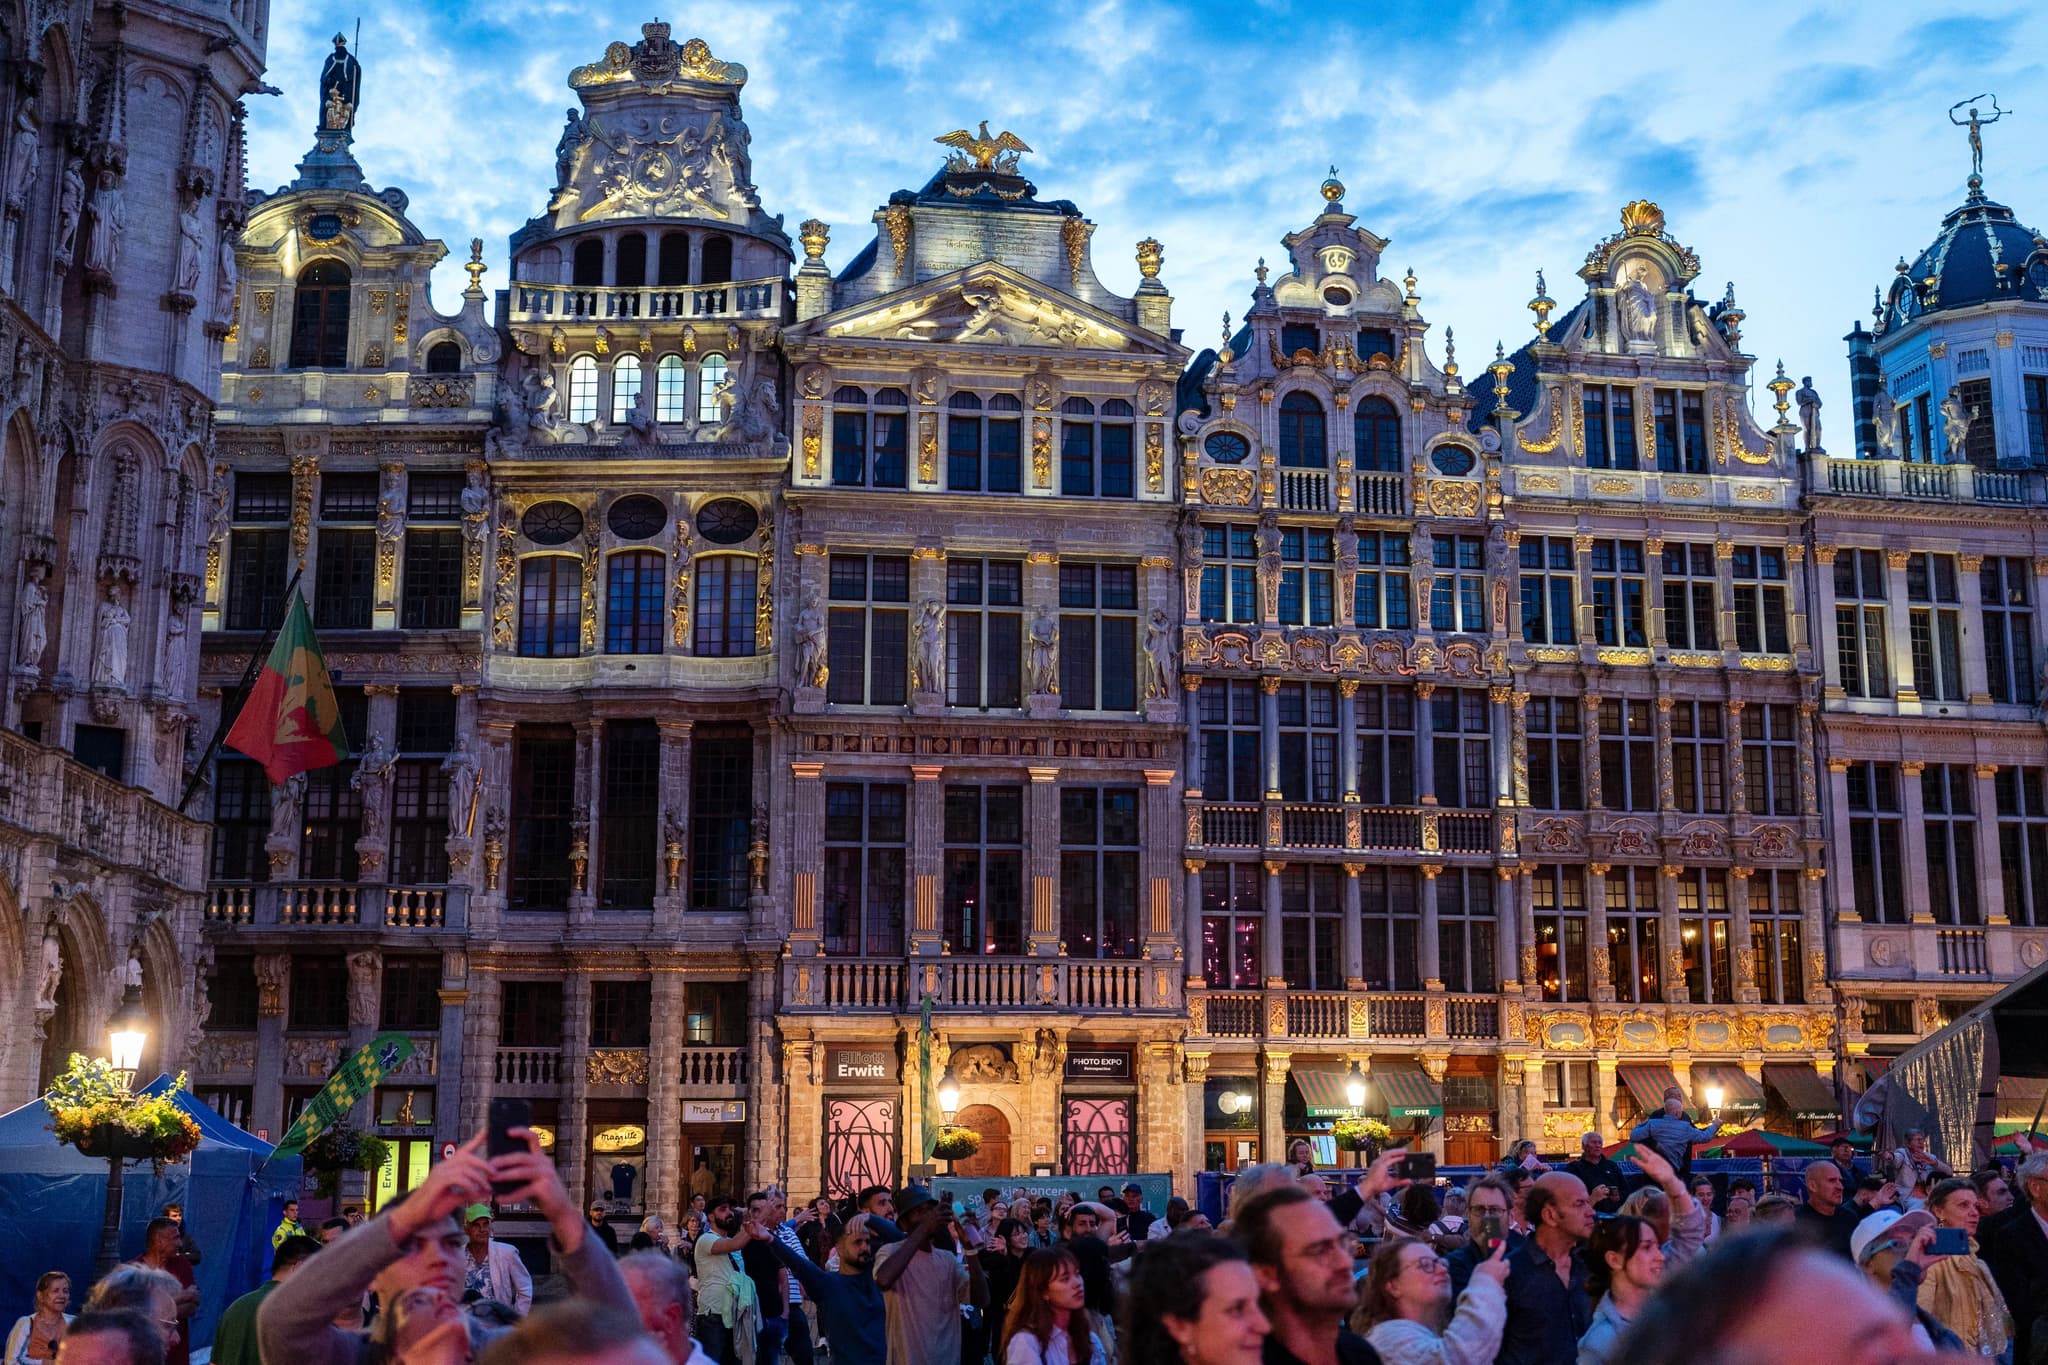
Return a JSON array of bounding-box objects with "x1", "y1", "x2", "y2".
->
[{"x1": 0, "y1": 1, "x2": 263, "y2": 1108}]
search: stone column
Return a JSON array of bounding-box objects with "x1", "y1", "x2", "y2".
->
[
  {"x1": 1419, "y1": 864, "x2": 1443, "y2": 988},
  {"x1": 1587, "y1": 862, "x2": 1613, "y2": 1002},
  {"x1": 344, "y1": 950, "x2": 381, "y2": 1129},
  {"x1": 1654, "y1": 693, "x2": 1676, "y2": 814},
  {"x1": 1800, "y1": 868, "x2": 1830, "y2": 1000},
  {"x1": 1184, "y1": 676, "x2": 1205, "y2": 795},
  {"x1": 788, "y1": 762, "x2": 826, "y2": 957},
  {"x1": 1784, "y1": 544, "x2": 1811, "y2": 660},
  {"x1": 458, "y1": 970, "x2": 498, "y2": 1140},
  {"x1": 781, "y1": 1039, "x2": 820, "y2": 1204},
  {"x1": 1726, "y1": 701, "x2": 1748, "y2": 816},
  {"x1": 1644, "y1": 536, "x2": 1669, "y2": 648},
  {"x1": 569, "y1": 722, "x2": 597, "y2": 925},
  {"x1": 1144, "y1": 768, "x2": 1179, "y2": 963},
  {"x1": 1797, "y1": 702, "x2": 1821, "y2": 820},
  {"x1": 1417, "y1": 1054, "x2": 1449, "y2": 1160},
  {"x1": 1509, "y1": 689, "x2": 1530, "y2": 808},
  {"x1": 252, "y1": 952, "x2": 290, "y2": 1139},
  {"x1": 1183, "y1": 1050, "x2": 1212, "y2": 1179},
  {"x1": 1900, "y1": 760, "x2": 1933, "y2": 922},
  {"x1": 1517, "y1": 1055, "x2": 1545, "y2": 1147},
  {"x1": 1415, "y1": 681, "x2": 1437, "y2": 804},
  {"x1": 1261, "y1": 860, "x2": 1285, "y2": 985},
  {"x1": 559, "y1": 973, "x2": 592, "y2": 1208},
  {"x1": 1729, "y1": 867, "x2": 1759, "y2": 1004},
  {"x1": 1496, "y1": 868, "x2": 1521, "y2": 992},
  {"x1": 1026, "y1": 766, "x2": 1061, "y2": 955},
  {"x1": 1184, "y1": 859, "x2": 1207, "y2": 981},
  {"x1": 472, "y1": 718, "x2": 514, "y2": 937},
  {"x1": 1258, "y1": 1047, "x2": 1290, "y2": 1163},
  {"x1": 1139, "y1": 1041, "x2": 1186, "y2": 1175},
  {"x1": 1593, "y1": 1056, "x2": 1619, "y2": 1140},
  {"x1": 1261, "y1": 678, "x2": 1281, "y2": 799},
  {"x1": 1658, "y1": 864, "x2": 1686, "y2": 1003},
  {"x1": 1884, "y1": 550, "x2": 1920, "y2": 702},
  {"x1": 1342, "y1": 864, "x2": 1364, "y2": 988},
  {"x1": 1581, "y1": 694, "x2": 1603, "y2": 809},
  {"x1": 435, "y1": 958, "x2": 468, "y2": 1151},
  {"x1": 1974, "y1": 764, "x2": 2008, "y2": 924},
  {"x1": 1339, "y1": 681, "x2": 1360, "y2": 799},
  {"x1": 646, "y1": 969, "x2": 684, "y2": 1224},
  {"x1": 655, "y1": 720, "x2": 693, "y2": 930},
  {"x1": 746, "y1": 968, "x2": 782, "y2": 1191},
  {"x1": 1516, "y1": 868, "x2": 1538, "y2": 992},
  {"x1": 909, "y1": 765, "x2": 945, "y2": 954}
]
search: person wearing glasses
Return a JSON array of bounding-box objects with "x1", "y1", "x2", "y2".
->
[{"x1": 1352, "y1": 1235, "x2": 1508, "y2": 1364}]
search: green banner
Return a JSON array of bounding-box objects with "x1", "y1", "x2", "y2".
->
[
  {"x1": 270, "y1": 1032, "x2": 415, "y2": 1158},
  {"x1": 918, "y1": 994, "x2": 936, "y2": 1162}
]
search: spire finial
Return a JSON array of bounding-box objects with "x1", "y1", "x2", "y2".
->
[
  {"x1": 1443, "y1": 327, "x2": 1458, "y2": 377},
  {"x1": 1254, "y1": 256, "x2": 1269, "y2": 287},
  {"x1": 1320, "y1": 165, "x2": 1345, "y2": 205},
  {"x1": 464, "y1": 237, "x2": 487, "y2": 293},
  {"x1": 1527, "y1": 269, "x2": 1554, "y2": 342}
]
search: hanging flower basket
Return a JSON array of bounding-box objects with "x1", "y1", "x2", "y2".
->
[
  {"x1": 932, "y1": 1125, "x2": 982, "y2": 1162},
  {"x1": 44, "y1": 1056, "x2": 203, "y2": 1172},
  {"x1": 1331, "y1": 1117, "x2": 1391, "y2": 1156},
  {"x1": 302, "y1": 1124, "x2": 394, "y2": 1199}
]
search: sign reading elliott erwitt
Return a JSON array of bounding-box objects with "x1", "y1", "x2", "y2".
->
[
  {"x1": 1064, "y1": 1048, "x2": 1133, "y2": 1083},
  {"x1": 826, "y1": 1047, "x2": 900, "y2": 1085}
]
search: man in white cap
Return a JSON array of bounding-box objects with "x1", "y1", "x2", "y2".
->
[
  {"x1": 462, "y1": 1203, "x2": 534, "y2": 1315},
  {"x1": 1849, "y1": 1208, "x2": 1962, "y2": 1354}
]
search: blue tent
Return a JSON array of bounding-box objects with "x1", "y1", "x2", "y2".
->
[{"x1": 0, "y1": 1076, "x2": 301, "y2": 1348}]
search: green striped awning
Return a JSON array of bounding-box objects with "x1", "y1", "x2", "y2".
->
[
  {"x1": 1764, "y1": 1064, "x2": 1838, "y2": 1122},
  {"x1": 1692, "y1": 1065, "x2": 1766, "y2": 1116},
  {"x1": 1618, "y1": 1063, "x2": 1683, "y2": 1114},
  {"x1": 1373, "y1": 1061, "x2": 1445, "y2": 1119},
  {"x1": 1292, "y1": 1068, "x2": 1362, "y2": 1119}
]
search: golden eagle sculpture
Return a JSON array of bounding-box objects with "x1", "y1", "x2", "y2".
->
[{"x1": 936, "y1": 122, "x2": 1032, "y2": 174}]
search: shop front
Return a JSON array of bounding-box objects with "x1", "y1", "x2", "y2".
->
[
  {"x1": 1062, "y1": 1047, "x2": 1137, "y2": 1177},
  {"x1": 822, "y1": 1045, "x2": 901, "y2": 1199},
  {"x1": 1202, "y1": 1074, "x2": 1261, "y2": 1170}
]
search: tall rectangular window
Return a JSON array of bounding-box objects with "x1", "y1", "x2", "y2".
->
[
  {"x1": 1058, "y1": 563, "x2": 1139, "y2": 711},
  {"x1": 314, "y1": 528, "x2": 374, "y2": 629},
  {"x1": 1431, "y1": 688, "x2": 1492, "y2": 808},
  {"x1": 1430, "y1": 534, "x2": 1487, "y2": 634},
  {"x1": 1360, "y1": 865, "x2": 1421, "y2": 992},
  {"x1": 210, "y1": 758, "x2": 272, "y2": 882},
  {"x1": 599, "y1": 720, "x2": 659, "y2": 909},
  {"x1": 1526, "y1": 696, "x2": 1583, "y2": 810},
  {"x1": 692, "y1": 555, "x2": 757, "y2": 658},
  {"x1": 1280, "y1": 528, "x2": 1337, "y2": 627},
  {"x1": 1598, "y1": 698, "x2": 1654, "y2": 812},
  {"x1": 823, "y1": 783, "x2": 907, "y2": 955},
  {"x1": 1652, "y1": 388, "x2": 1708, "y2": 473},
  {"x1": 1277, "y1": 681, "x2": 1340, "y2": 802},
  {"x1": 1997, "y1": 767, "x2": 2048, "y2": 927},
  {"x1": 1741, "y1": 703, "x2": 1798, "y2": 817},
  {"x1": 1356, "y1": 684, "x2": 1416, "y2": 806},
  {"x1": 1280, "y1": 864, "x2": 1343, "y2": 989},
  {"x1": 400, "y1": 530, "x2": 463, "y2": 630},
  {"x1": 1922, "y1": 763, "x2": 1979, "y2": 926},
  {"x1": 379, "y1": 957, "x2": 443, "y2": 1031},
  {"x1": 518, "y1": 557, "x2": 581, "y2": 658},
  {"x1": 1834, "y1": 549, "x2": 1890, "y2": 699},
  {"x1": 1200, "y1": 864, "x2": 1262, "y2": 989},
  {"x1": 510, "y1": 726, "x2": 575, "y2": 911},
  {"x1": 1355, "y1": 532, "x2": 1413, "y2": 630},
  {"x1": 1907, "y1": 551, "x2": 1964, "y2": 701},
  {"x1": 1604, "y1": 865, "x2": 1661, "y2": 1004},
  {"x1": 1519, "y1": 535, "x2": 1576, "y2": 644},
  {"x1": 590, "y1": 981, "x2": 652, "y2": 1047},
  {"x1": 1676, "y1": 867, "x2": 1733, "y2": 1004},
  {"x1": 1200, "y1": 524, "x2": 1259, "y2": 625},
  {"x1": 1660, "y1": 543, "x2": 1718, "y2": 651},
  {"x1": 1590, "y1": 539, "x2": 1647, "y2": 647},
  {"x1": 1731, "y1": 545, "x2": 1790, "y2": 655},
  {"x1": 1437, "y1": 869, "x2": 1495, "y2": 993},
  {"x1": 1059, "y1": 787, "x2": 1140, "y2": 958},
  {"x1": 831, "y1": 387, "x2": 909, "y2": 487},
  {"x1": 1846, "y1": 760, "x2": 1906, "y2": 924},
  {"x1": 2026, "y1": 374, "x2": 2048, "y2": 466},
  {"x1": 1582, "y1": 384, "x2": 1638, "y2": 470},
  {"x1": 1670, "y1": 700, "x2": 1725, "y2": 814},
  {"x1": 605, "y1": 551, "x2": 665, "y2": 655},
  {"x1": 826, "y1": 554, "x2": 910, "y2": 705},
  {"x1": 1982, "y1": 556, "x2": 2037, "y2": 705},
  {"x1": 1198, "y1": 679, "x2": 1263, "y2": 802},
  {"x1": 945, "y1": 393, "x2": 1023, "y2": 494},
  {"x1": 946, "y1": 559, "x2": 1023, "y2": 708},
  {"x1": 391, "y1": 690, "x2": 453, "y2": 885},
  {"x1": 943, "y1": 785, "x2": 1024, "y2": 954},
  {"x1": 499, "y1": 982, "x2": 564, "y2": 1047},
  {"x1": 688, "y1": 730, "x2": 752, "y2": 911},
  {"x1": 1530, "y1": 864, "x2": 1587, "y2": 1002},
  {"x1": 300, "y1": 758, "x2": 362, "y2": 882},
  {"x1": 226, "y1": 528, "x2": 291, "y2": 631},
  {"x1": 1058, "y1": 398, "x2": 1134, "y2": 498},
  {"x1": 1957, "y1": 377, "x2": 1996, "y2": 467},
  {"x1": 1750, "y1": 870, "x2": 1805, "y2": 1005},
  {"x1": 289, "y1": 956, "x2": 348, "y2": 1031}
]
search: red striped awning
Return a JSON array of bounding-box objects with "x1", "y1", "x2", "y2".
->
[
  {"x1": 1618, "y1": 1063, "x2": 1682, "y2": 1114},
  {"x1": 1691, "y1": 1064, "x2": 1766, "y2": 1116}
]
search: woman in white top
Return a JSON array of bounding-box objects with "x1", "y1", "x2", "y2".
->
[
  {"x1": 1000, "y1": 1248, "x2": 1105, "y2": 1365},
  {"x1": 5, "y1": 1272, "x2": 70, "y2": 1365}
]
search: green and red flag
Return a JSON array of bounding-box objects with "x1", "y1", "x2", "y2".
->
[{"x1": 224, "y1": 590, "x2": 349, "y2": 783}]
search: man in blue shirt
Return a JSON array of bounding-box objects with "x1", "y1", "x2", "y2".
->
[
  {"x1": 1495, "y1": 1173, "x2": 1596, "y2": 1365},
  {"x1": 1628, "y1": 1086, "x2": 1719, "y2": 1180},
  {"x1": 773, "y1": 1209, "x2": 887, "y2": 1365}
]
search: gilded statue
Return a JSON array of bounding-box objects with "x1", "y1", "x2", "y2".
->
[{"x1": 935, "y1": 122, "x2": 1031, "y2": 174}]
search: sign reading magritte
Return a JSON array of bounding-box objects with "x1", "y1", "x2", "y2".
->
[
  {"x1": 1064, "y1": 1049, "x2": 1133, "y2": 1083},
  {"x1": 826, "y1": 1047, "x2": 899, "y2": 1085}
]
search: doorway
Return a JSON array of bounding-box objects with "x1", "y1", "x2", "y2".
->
[{"x1": 950, "y1": 1104, "x2": 1010, "y2": 1179}]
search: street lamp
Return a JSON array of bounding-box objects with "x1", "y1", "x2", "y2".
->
[
  {"x1": 1344, "y1": 1064, "x2": 1369, "y2": 1111},
  {"x1": 95, "y1": 982, "x2": 150, "y2": 1277},
  {"x1": 1703, "y1": 1083, "x2": 1725, "y2": 1118},
  {"x1": 937, "y1": 1067, "x2": 960, "y2": 1121}
]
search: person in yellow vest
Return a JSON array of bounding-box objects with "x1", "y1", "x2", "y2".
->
[{"x1": 271, "y1": 1199, "x2": 304, "y2": 1249}]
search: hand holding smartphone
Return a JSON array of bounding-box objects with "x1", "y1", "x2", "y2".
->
[{"x1": 487, "y1": 1097, "x2": 533, "y2": 1196}]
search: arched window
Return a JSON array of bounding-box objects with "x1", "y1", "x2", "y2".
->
[
  {"x1": 566, "y1": 356, "x2": 599, "y2": 422},
  {"x1": 655, "y1": 354, "x2": 687, "y2": 422},
  {"x1": 611, "y1": 355, "x2": 643, "y2": 423},
  {"x1": 615, "y1": 232, "x2": 648, "y2": 287},
  {"x1": 657, "y1": 231, "x2": 690, "y2": 286},
  {"x1": 698, "y1": 353, "x2": 728, "y2": 423},
  {"x1": 425, "y1": 341, "x2": 462, "y2": 373},
  {"x1": 518, "y1": 556, "x2": 581, "y2": 657},
  {"x1": 572, "y1": 240, "x2": 605, "y2": 286},
  {"x1": 1278, "y1": 391, "x2": 1328, "y2": 468},
  {"x1": 694, "y1": 554, "x2": 758, "y2": 657},
  {"x1": 700, "y1": 236, "x2": 733, "y2": 284},
  {"x1": 605, "y1": 550, "x2": 664, "y2": 654},
  {"x1": 288, "y1": 261, "x2": 351, "y2": 368},
  {"x1": 1353, "y1": 396, "x2": 1402, "y2": 472}
]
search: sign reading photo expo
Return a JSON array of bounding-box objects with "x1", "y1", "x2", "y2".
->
[
  {"x1": 826, "y1": 1047, "x2": 901, "y2": 1086},
  {"x1": 1064, "y1": 1048, "x2": 1133, "y2": 1083}
]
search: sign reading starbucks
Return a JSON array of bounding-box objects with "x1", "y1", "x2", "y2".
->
[
  {"x1": 1065, "y1": 1048, "x2": 1133, "y2": 1083},
  {"x1": 826, "y1": 1047, "x2": 899, "y2": 1085}
]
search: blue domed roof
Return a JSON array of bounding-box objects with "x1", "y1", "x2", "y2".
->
[{"x1": 1882, "y1": 190, "x2": 2048, "y2": 332}]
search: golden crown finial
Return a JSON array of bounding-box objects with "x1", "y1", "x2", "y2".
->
[
  {"x1": 1620, "y1": 200, "x2": 1666, "y2": 236},
  {"x1": 464, "y1": 238, "x2": 487, "y2": 292}
]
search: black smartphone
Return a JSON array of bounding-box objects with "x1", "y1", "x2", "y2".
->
[
  {"x1": 1928, "y1": 1226, "x2": 1969, "y2": 1256},
  {"x1": 1395, "y1": 1152, "x2": 1437, "y2": 1183},
  {"x1": 487, "y1": 1097, "x2": 531, "y2": 1195},
  {"x1": 1477, "y1": 1211, "x2": 1505, "y2": 1252}
]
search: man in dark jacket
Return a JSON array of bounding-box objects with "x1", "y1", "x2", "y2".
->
[
  {"x1": 1983, "y1": 1150, "x2": 2048, "y2": 1362},
  {"x1": 1561, "y1": 1132, "x2": 1628, "y2": 1216},
  {"x1": 1794, "y1": 1159, "x2": 1879, "y2": 1259},
  {"x1": 1494, "y1": 1173, "x2": 1595, "y2": 1365},
  {"x1": 587, "y1": 1202, "x2": 622, "y2": 1256},
  {"x1": 1235, "y1": 1183, "x2": 1385, "y2": 1365}
]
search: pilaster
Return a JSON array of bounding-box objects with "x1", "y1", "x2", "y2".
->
[{"x1": 1026, "y1": 767, "x2": 1061, "y2": 954}]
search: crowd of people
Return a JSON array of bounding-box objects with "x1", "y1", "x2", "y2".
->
[{"x1": 13, "y1": 1118, "x2": 2048, "y2": 1365}]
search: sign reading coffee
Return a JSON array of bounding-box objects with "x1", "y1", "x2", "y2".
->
[
  {"x1": 1065, "y1": 1048, "x2": 1133, "y2": 1083},
  {"x1": 826, "y1": 1047, "x2": 899, "y2": 1085}
]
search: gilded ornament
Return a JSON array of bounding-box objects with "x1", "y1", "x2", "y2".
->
[
  {"x1": 1062, "y1": 216, "x2": 1094, "y2": 286},
  {"x1": 580, "y1": 523, "x2": 600, "y2": 653},
  {"x1": 1521, "y1": 474, "x2": 1562, "y2": 492},
  {"x1": 1426, "y1": 480, "x2": 1482, "y2": 518},
  {"x1": 393, "y1": 284, "x2": 410, "y2": 344},
  {"x1": 492, "y1": 520, "x2": 517, "y2": 649},
  {"x1": 1032, "y1": 417, "x2": 1052, "y2": 487},
  {"x1": 586, "y1": 1049, "x2": 651, "y2": 1085},
  {"x1": 798, "y1": 218, "x2": 829, "y2": 261},
  {"x1": 883, "y1": 204, "x2": 912, "y2": 273},
  {"x1": 1620, "y1": 199, "x2": 1666, "y2": 236},
  {"x1": 289, "y1": 451, "x2": 318, "y2": 567},
  {"x1": 1135, "y1": 237, "x2": 1164, "y2": 280},
  {"x1": 1664, "y1": 480, "x2": 1705, "y2": 497},
  {"x1": 801, "y1": 405, "x2": 823, "y2": 479},
  {"x1": 1519, "y1": 385, "x2": 1563, "y2": 453},
  {"x1": 935, "y1": 122, "x2": 1032, "y2": 172},
  {"x1": 1734, "y1": 484, "x2": 1776, "y2": 502},
  {"x1": 1199, "y1": 466, "x2": 1255, "y2": 506},
  {"x1": 1146, "y1": 423, "x2": 1165, "y2": 491},
  {"x1": 918, "y1": 412, "x2": 937, "y2": 484},
  {"x1": 1592, "y1": 476, "x2": 1632, "y2": 495}
]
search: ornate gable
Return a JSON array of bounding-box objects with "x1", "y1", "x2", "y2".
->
[{"x1": 812, "y1": 263, "x2": 1169, "y2": 356}]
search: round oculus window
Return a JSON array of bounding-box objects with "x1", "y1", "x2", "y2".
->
[
  {"x1": 1204, "y1": 431, "x2": 1251, "y2": 464},
  {"x1": 1431, "y1": 445, "x2": 1477, "y2": 476},
  {"x1": 606, "y1": 494, "x2": 668, "y2": 541},
  {"x1": 695, "y1": 498, "x2": 760, "y2": 544},
  {"x1": 1322, "y1": 286, "x2": 1352, "y2": 305},
  {"x1": 521, "y1": 501, "x2": 584, "y2": 545}
]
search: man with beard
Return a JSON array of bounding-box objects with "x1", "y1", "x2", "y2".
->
[
  {"x1": 693, "y1": 1196, "x2": 763, "y2": 1365},
  {"x1": 1494, "y1": 1173, "x2": 1596, "y2": 1365},
  {"x1": 873, "y1": 1188, "x2": 986, "y2": 1365},
  {"x1": 1233, "y1": 1179, "x2": 1389, "y2": 1365},
  {"x1": 774, "y1": 1211, "x2": 886, "y2": 1365}
]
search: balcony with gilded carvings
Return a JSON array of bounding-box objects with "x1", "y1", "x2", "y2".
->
[{"x1": 1185, "y1": 986, "x2": 1507, "y2": 1045}]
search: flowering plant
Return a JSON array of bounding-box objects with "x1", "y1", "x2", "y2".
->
[
  {"x1": 44, "y1": 1055, "x2": 203, "y2": 1172},
  {"x1": 932, "y1": 1125, "x2": 982, "y2": 1161},
  {"x1": 302, "y1": 1124, "x2": 393, "y2": 1197},
  {"x1": 1331, "y1": 1117, "x2": 1392, "y2": 1152}
]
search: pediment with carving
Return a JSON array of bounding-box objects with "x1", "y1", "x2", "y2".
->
[{"x1": 815, "y1": 266, "x2": 1163, "y2": 355}]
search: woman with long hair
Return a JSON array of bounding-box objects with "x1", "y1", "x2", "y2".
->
[
  {"x1": 1122, "y1": 1233, "x2": 1267, "y2": 1365},
  {"x1": 1001, "y1": 1249, "x2": 1104, "y2": 1365},
  {"x1": 1576, "y1": 1215, "x2": 1663, "y2": 1365}
]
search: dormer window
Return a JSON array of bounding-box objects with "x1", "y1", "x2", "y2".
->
[
  {"x1": 425, "y1": 342, "x2": 462, "y2": 374},
  {"x1": 288, "y1": 261, "x2": 351, "y2": 369}
]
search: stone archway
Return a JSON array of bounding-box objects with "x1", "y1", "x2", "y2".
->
[{"x1": 951, "y1": 1103, "x2": 1011, "y2": 1179}]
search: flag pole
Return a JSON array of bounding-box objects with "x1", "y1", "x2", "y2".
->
[{"x1": 176, "y1": 570, "x2": 303, "y2": 814}]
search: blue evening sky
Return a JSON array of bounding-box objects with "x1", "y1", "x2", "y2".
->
[{"x1": 245, "y1": 2, "x2": 2048, "y2": 417}]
